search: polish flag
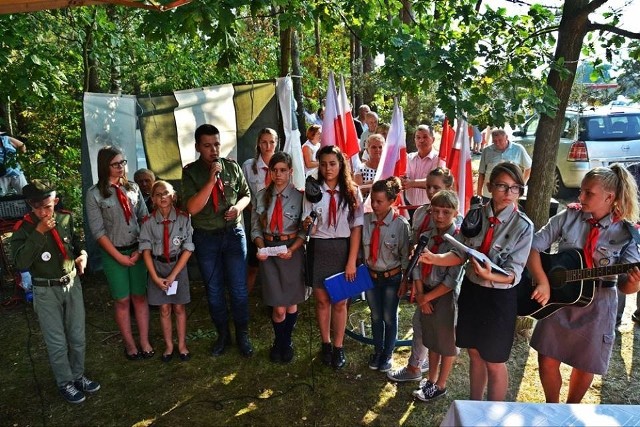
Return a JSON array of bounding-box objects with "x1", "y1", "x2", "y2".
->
[
  {"x1": 368, "y1": 99, "x2": 407, "y2": 215},
  {"x1": 337, "y1": 75, "x2": 361, "y2": 159},
  {"x1": 446, "y1": 117, "x2": 473, "y2": 214},
  {"x1": 439, "y1": 118, "x2": 456, "y2": 166},
  {"x1": 321, "y1": 72, "x2": 361, "y2": 171}
]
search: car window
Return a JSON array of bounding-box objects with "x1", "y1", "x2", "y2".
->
[
  {"x1": 578, "y1": 115, "x2": 640, "y2": 141},
  {"x1": 524, "y1": 116, "x2": 539, "y2": 137}
]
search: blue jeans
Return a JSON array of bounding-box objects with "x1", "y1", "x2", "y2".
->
[
  {"x1": 365, "y1": 273, "x2": 401, "y2": 355},
  {"x1": 193, "y1": 226, "x2": 249, "y2": 331}
]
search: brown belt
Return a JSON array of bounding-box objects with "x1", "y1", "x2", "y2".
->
[
  {"x1": 369, "y1": 266, "x2": 402, "y2": 280},
  {"x1": 264, "y1": 233, "x2": 298, "y2": 242}
]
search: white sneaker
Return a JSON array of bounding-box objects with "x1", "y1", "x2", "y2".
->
[
  {"x1": 386, "y1": 366, "x2": 422, "y2": 382},
  {"x1": 420, "y1": 360, "x2": 429, "y2": 373}
]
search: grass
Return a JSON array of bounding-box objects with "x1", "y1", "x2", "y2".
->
[{"x1": 1, "y1": 272, "x2": 640, "y2": 426}]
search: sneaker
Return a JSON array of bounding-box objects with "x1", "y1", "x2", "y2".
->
[
  {"x1": 387, "y1": 366, "x2": 422, "y2": 382},
  {"x1": 420, "y1": 360, "x2": 429, "y2": 373},
  {"x1": 59, "y1": 382, "x2": 86, "y2": 404},
  {"x1": 74, "y1": 375, "x2": 100, "y2": 393},
  {"x1": 418, "y1": 378, "x2": 434, "y2": 389},
  {"x1": 378, "y1": 356, "x2": 392, "y2": 373},
  {"x1": 368, "y1": 352, "x2": 382, "y2": 370},
  {"x1": 413, "y1": 383, "x2": 447, "y2": 402}
]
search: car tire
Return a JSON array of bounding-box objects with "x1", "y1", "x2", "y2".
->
[{"x1": 553, "y1": 168, "x2": 573, "y2": 200}]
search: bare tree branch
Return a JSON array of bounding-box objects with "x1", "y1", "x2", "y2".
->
[
  {"x1": 588, "y1": 22, "x2": 640, "y2": 39},
  {"x1": 475, "y1": 0, "x2": 483, "y2": 13}
]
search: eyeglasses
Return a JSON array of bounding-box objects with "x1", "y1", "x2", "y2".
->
[
  {"x1": 110, "y1": 159, "x2": 128, "y2": 168},
  {"x1": 492, "y1": 183, "x2": 523, "y2": 194}
]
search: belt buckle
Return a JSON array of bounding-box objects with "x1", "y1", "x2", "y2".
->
[
  {"x1": 60, "y1": 275, "x2": 70, "y2": 285},
  {"x1": 273, "y1": 235, "x2": 281, "y2": 242}
]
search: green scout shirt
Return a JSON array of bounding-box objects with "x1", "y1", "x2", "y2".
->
[
  {"x1": 181, "y1": 157, "x2": 251, "y2": 231},
  {"x1": 12, "y1": 211, "x2": 82, "y2": 279}
]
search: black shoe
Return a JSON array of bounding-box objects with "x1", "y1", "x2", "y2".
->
[
  {"x1": 236, "y1": 331, "x2": 254, "y2": 357},
  {"x1": 320, "y1": 342, "x2": 333, "y2": 366},
  {"x1": 179, "y1": 352, "x2": 192, "y2": 362},
  {"x1": 280, "y1": 344, "x2": 294, "y2": 364},
  {"x1": 161, "y1": 352, "x2": 173, "y2": 363},
  {"x1": 211, "y1": 332, "x2": 232, "y2": 356},
  {"x1": 269, "y1": 343, "x2": 282, "y2": 363},
  {"x1": 368, "y1": 352, "x2": 382, "y2": 370},
  {"x1": 332, "y1": 346, "x2": 346, "y2": 369},
  {"x1": 124, "y1": 349, "x2": 142, "y2": 361}
]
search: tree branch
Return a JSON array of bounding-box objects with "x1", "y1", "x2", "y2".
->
[
  {"x1": 583, "y1": 0, "x2": 610, "y2": 15},
  {"x1": 588, "y1": 22, "x2": 640, "y2": 39}
]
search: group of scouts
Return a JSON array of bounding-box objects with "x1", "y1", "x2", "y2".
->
[{"x1": 13, "y1": 123, "x2": 640, "y2": 410}]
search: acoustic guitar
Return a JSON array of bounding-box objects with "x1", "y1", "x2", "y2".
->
[{"x1": 517, "y1": 249, "x2": 630, "y2": 320}]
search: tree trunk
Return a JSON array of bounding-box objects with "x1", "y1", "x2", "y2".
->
[
  {"x1": 525, "y1": 0, "x2": 590, "y2": 229},
  {"x1": 353, "y1": 36, "x2": 363, "y2": 109},
  {"x1": 291, "y1": 29, "x2": 306, "y2": 138},
  {"x1": 279, "y1": 26, "x2": 292, "y2": 77},
  {"x1": 314, "y1": 15, "x2": 322, "y2": 92},
  {"x1": 362, "y1": 45, "x2": 374, "y2": 105},
  {"x1": 83, "y1": 21, "x2": 100, "y2": 93}
]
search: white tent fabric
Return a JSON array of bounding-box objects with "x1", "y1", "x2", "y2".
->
[
  {"x1": 173, "y1": 84, "x2": 238, "y2": 164},
  {"x1": 83, "y1": 93, "x2": 141, "y2": 185},
  {"x1": 277, "y1": 76, "x2": 304, "y2": 190}
]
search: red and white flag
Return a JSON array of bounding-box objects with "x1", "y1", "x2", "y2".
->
[
  {"x1": 443, "y1": 117, "x2": 473, "y2": 214},
  {"x1": 321, "y1": 72, "x2": 361, "y2": 171},
  {"x1": 367, "y1": 98, "x2": 407, "y2": 215}
]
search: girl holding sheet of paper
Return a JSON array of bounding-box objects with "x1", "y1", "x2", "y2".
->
[
  {"x1": 139, "y1": 181, "x2": 194, "y2": 363},
  {"x1": 419, "y1": 162, "x2": 533, "y2": 401},
  {"x1": 251, "y1": 151, "x2": 310, "y2": 364}
]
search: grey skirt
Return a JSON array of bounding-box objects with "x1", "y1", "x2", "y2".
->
[
  {"x1": 420, "y1": 290, "x2": 459, "y2": 357},
  {"x1": 259, "y1": 238, "x2": 310, "y2": 307},
  {"x1": 147, "y1": 258, "x2": 190, "y2": 306},
  {"x1": 307, "y1": 238, "x2": 349, "y2": 289},
  {"x1": 530, "y1": 286, "x2": 617, "y2": 375}
]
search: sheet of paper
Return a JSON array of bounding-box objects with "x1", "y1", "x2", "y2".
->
[
  {"x1": 443, "y1": 234, "x2": 509, "y2": 276},
  {"x1": 257, "y1": 245, "x2": 288, "y2": 257},
  {"x1": 166, "y1": 280, "x2": 178, "y2": 295}
]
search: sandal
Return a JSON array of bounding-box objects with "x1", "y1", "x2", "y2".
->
[{"x1": 141, "y1": 349, "x2": 156, "y2": 359}]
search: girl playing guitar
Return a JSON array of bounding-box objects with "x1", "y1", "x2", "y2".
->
[{"x1": 526, "y1": 164, "x2": 640, "y2": 403}]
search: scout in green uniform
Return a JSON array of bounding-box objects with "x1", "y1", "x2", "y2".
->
[{"x1": 12, "y1": 181, "x2": 100, "y2": 404}]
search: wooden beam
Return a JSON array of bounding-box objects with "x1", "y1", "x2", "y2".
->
[{"x1": 0, "y1": 0, "x2": 191, "y2": 14}]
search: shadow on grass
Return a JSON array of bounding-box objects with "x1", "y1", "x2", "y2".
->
[{"x1": 2, "y1": 272, "x2": 639, "y2": 426}]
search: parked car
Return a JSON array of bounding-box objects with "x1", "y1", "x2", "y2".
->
[{"x1": 512, "y1": 106, "x2": 640, "y2": 198}]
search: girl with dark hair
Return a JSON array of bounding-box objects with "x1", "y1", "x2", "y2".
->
[
  {"x1": 419, "y1": 161, "x2": 533, "y2": 401},
  {"x1": 86, "y1": 146, "x2": 152, "y2": 360},
  {"x1": 251, "y1": 152, "x2": 309, "y2": 363},
  {"x1": 362, "y1": 177, "x2": 410, "y2": 372},
  {"x1": 527, "y1": 164, "x2": 640, "y2": 403},
  {"x1": 302, "y1": 145, "x2": 364, "y2": 369}
]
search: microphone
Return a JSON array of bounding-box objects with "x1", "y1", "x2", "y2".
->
[
  {"x1": 305, "y1": 211, "x2": 318, "y2": 242},
  {"x1": 406, "y1": 235, "x2": 429, "y2": 278},
  {"x1": 212, "y1": 159, "x2": 221, "y2": 179}
]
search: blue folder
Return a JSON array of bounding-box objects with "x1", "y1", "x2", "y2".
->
[{"x1": 324, "y1": 264, "x2": 374, "y2": 304}]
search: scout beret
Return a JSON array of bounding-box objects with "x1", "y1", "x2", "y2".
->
[{"x1": 22, "y1": 180, "x2": 55, "y2": 202}]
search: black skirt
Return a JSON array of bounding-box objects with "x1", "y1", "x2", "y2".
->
[
  {"x1": 307, "y1": 238, "x2": 349, "y2": 289},
  {"x1": 455, "y1": 277, "x2": 517, "y2": 363}
]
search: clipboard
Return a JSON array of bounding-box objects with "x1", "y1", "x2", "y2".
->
[
  {"x1": 443, "y1": 234, "x2": 509, "y2": 276},
  {"x1": 323, "y1": 264, "x2": 374, "y2": 303}
]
